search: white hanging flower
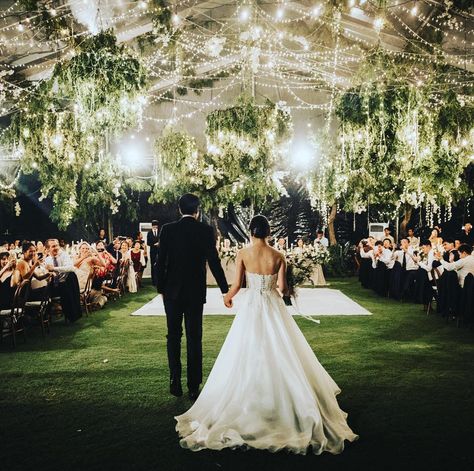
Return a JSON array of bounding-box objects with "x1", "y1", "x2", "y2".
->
[
  {"x1": 205, "y1": 36, "x2": 226, "y2": 57},
  {"x1": 14, "y1": 201, "x2": 21, "y2": 217}
]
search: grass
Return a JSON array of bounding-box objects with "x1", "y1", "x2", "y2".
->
[{"x1": 1, "y1": 278, "x2": 474, "y2": 471}]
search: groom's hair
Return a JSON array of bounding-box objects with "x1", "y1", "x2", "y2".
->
[{"x1": 179, "y1": 193, "x2": 200, "y2": 215}]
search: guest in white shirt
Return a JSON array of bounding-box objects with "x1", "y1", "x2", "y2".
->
[
  {"x1": 44, "y1": 239, "x2": 74, "y2": 273},
  {"x1": 314, "y1": 230, "x2": 329, "y2": 248},
  {"x1": 383, "y1": 227, "x2": 395, "y2": 245},
  {"x1": 394, "y1": 238, "x2": 419, "y2": 299},
  {"x1": 415, "y1": 240, "x2": 443, "y2": 281},
  {"x1": 407, "y1": 228, "x2": 419, "y2": 248},
  {"x1": 373, "y1": 241, "x2": 394, "y2": 269},
  {"x1": 436, "y1": 244, "x2": 474, "y2": 288}
]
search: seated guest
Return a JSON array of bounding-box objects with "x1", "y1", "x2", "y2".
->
[
  {"x1": 16, "y1": 242, "x2": 52, "y2": 300},
  {"x1": 74, "y1": 242, "x2": 108, "y2": 308},
  {"x1": 130, "y1": 240, "x2": 146, "y2": 286},
  {"x1": 383, "y1": 227, "x2": 395, "y2": 245},
  {"x1": 436, "y1": 244, "x2": 474, "y2": 288},
  {"x1": 314, "y1": 230, "x2": 329, "y2": 248},
  {"x1": 0, "y1": 251, "x2": 18, "y2": 309},
  {"x1": 276, "y1": 238, "x2": 287, "y2": 252},
  {"x1": 407, "y1": 228, "x2": 419, "y2": 248},
  {"x1": 36, "y1": 240, "x2": 45, "y2": 258},
  {"x1": 44, "y1": 238, "x2": 82, "y2": 322},
  {"x1": 294, "y1": 238, "x2": 306, "y2": 255}
]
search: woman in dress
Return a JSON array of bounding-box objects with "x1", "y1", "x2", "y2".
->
[
  {"x1": 176, "y1": 215, "x2": 358, "y2": 455},
  {"x1": 429, "y1": 228, "x2": 443, "y2": 252},
  {"x1": 119, "y1": 240, "x2": 137, "y2": 293},
  {"x1": 74, "y1": 242, "x2": 108, "y2": 308},
  {"x1": 130, "y1": 241, "x2": 146, "y2": 287},
  {"x1": 93, "y1": 241, "x2": 119, "y2": 296},
  {"x1": 0, "y1": 251, "x2": 19, "y2": 309}
]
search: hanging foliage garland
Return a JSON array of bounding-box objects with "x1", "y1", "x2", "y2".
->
[
  {"x1": 150, "y1": 96, "x2": 293, "y2": 214},
  {"x1": 2, "y1": 30, "x2": 147, "y2": 229}
]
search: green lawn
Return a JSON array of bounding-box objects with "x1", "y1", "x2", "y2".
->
[{"x1": 1, "y1": 279, "x2": 473, "y2": 471}]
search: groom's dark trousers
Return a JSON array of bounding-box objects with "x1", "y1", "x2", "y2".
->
[{"x1": 156, "y1": 216, "x2": 228, "y2": 391}]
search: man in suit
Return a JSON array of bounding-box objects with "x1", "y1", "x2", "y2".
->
[
  {"x1": 147, "y1": 220, "x2": 160, "y2": 286},
  {"x1": 156, "y1": 194, "x2": 228, "y2": 400}
]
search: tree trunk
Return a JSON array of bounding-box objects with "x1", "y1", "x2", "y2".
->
[
  {"x1": 328, "y1": 202, "x2": 337, "y2": 246},
  {"x1": 400, "y1": 205, "x2": 413, "y2": 238},
  {"x1": 209, "y1": 207, "x2": 220, "y2": 240},
  {"x1": 107, "y1": 214, "x2": 113, "y2": 242}
]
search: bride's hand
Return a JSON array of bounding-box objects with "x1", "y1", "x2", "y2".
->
[{"x1": 223, "y1": 293, "x2": 233, "y2": 308}]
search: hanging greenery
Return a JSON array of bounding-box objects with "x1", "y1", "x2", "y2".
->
[
  {"x1": 151, "y1": 96, "x2": 293, "y2": 216},
  {"x1": 2, "y1": 30, "x2": 147, "y2": 229}
]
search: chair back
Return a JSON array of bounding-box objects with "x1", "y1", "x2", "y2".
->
[{"x1": 12, "y1": 280, "x2": 31, "y2": 315}]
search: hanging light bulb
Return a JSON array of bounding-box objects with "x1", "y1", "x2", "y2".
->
[
  {"x1": 374, "y1": 17, "x2": 384, "y2": 32},
  {"x1": 411, "y1": 2, "x2": 418, "y2": 16},
  {"x1": 276, "y1": 7, "x2": 284, "y2": 20},
  {"x1": 172, "y1": 13, "x2": 180, "y2": 25},
  {"x1": 240, "y1": 7, "x2": 250, "y2": 22},
  {"x1": 311, "y1": 5, "x2": 322, "y2": 17}
]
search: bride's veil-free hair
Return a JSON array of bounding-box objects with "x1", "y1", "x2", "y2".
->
[{"x1": 249, "y1": 215, "x2": 271, "y2": 239}]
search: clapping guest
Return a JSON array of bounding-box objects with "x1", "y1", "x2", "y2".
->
[
  {"x1": 0, "y1": 251, "x2": 18, "y2": 309},
  {"x1": 393, "y1": 238, "x2": 419, "y2": 300},
  {"x1": 442, "y1": 238, "x2": 459, "y2": 263},
  {"x1": 429, "y1": 228, "x2": 443, "y2": 251},
  {"x1": 407, "y1": 228, "x2": 419, "y2": 248},
  {"x1": 136, "y1": 231, "x2": 148, "y2": 268},
  {"x1": 372, "y1": 241, "x2": 393, "y2": 296}
]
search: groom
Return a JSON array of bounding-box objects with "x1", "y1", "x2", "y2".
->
[{"x1": 156, "y1": 193, "x2": 229, "y2": 400}]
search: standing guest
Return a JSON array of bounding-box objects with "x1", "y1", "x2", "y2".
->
[
  {"x1": 383, "y1": 227, "x2": 395, "y2": 245},
  {"x1": 0, "y1": 251, "x2": 18, "y2": 309},
  {"x1": 0, "y1": 241, "x2": 9, "y2": 251},
  {"x1": 44, "y1": 238, "x2": 82, "y2": 323},
  {"x1": 120, "y1": 240, "x2": 138, "y2": 293},
  {"x1": 442, "y1": 238, "x2": 460, "y2": 263},
  {"x1": 107, "y1": 237, "x2": 122, "y2": 262},
  {"x1": 407, "y1": 228, "x2": 419, "y2": 248},
  {"x1": 436, "y1": 244, "x2": 474, "y2": 288},
  {"x1": 393, "y1": 238, "x2": 418, "y2": 299},
  {"x1": 358, "y1": 239, "x2": 374, "y2": 289},
  {"x1": 314, "y1": 230, "x2": 329, "y2": 247},
  {"x1": 429, "y1": 228, "x2": 443, "y2": 251},
  {"x1": 147, "y1": 220, "x2": 160, "y2": 286},
  {"x1": 382, "y1": 238, "x2": 393, "y2": 251},
  {"x1": 136, "y1": 231, "x2": 148, "y2": 268},
  {"x1": 454, "y1": 238, "x2": 461, "y2": 251},
  {"x1": 98, "y1": 228, "x2": 107, "y2": 245},
  {"x1": 130, "y1": 240, "x2": 146, "y2": 286},
  {"x1": 8, "y1": 242, "x2": 15, "y2": 251},
  {"x1": 372, "y1": 241, "x2": 393, "y2": 295},
  {"x1": 126, "y1": 237, "x2": 134, "y2": 249},
  {"x1": 460, "y1": 223, "x2": 474, "y2": 246}
]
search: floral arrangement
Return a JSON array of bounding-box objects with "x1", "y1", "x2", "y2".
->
[{"x1": 219, "y1": 244, "x2": 240, "y2": 267}]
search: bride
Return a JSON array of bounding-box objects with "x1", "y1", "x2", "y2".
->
[{"x1": 175, "y1": 215, "x2": 358, "y2": 455}]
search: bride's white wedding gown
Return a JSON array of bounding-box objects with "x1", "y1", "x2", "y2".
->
[{"x1": 175, "y1": 272, "x2": 358, "y2": 455}]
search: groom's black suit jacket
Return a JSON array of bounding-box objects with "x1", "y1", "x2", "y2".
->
[{"x1": 156, "y1": 216, "x2": 228, "y2": 303}]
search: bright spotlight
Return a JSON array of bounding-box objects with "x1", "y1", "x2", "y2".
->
[
  {"x1": 121, "y1": 141, "x2": 144, "y2": 168},
  {"x1": 240, "y1": 7, "x2": 250, "y2": 22},
  {"x1": 291, "y1": 141, "x2": 315, "y2": 170}
]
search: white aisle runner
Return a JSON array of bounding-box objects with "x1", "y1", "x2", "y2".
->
[{"x1": 131, "y1": 288, "x2": 371, "y2": 317}]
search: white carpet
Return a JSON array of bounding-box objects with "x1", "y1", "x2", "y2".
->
[{"x1": 131, "y1": 288, "x2": 371, "y2": 316}]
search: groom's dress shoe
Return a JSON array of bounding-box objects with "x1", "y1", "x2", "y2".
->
[
  {"x1": 188, "y1": 389, "x2": 200, "y2": 401},
  {"x1": 170, "y1": 380, "x2": 183, "y2": 397}
]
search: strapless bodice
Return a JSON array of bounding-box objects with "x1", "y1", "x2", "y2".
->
[{"x1": 246, "y1": 272, "x2": 278, "y2": 293}]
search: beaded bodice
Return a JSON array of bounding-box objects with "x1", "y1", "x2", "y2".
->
[{"x1": 246, "y1": 272, "x2": 278, "y2": 294}]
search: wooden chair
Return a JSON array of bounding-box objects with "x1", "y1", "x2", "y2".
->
[
  {"x1": 0, "y1": 280, "x2": 30, "y2": 348},
  {"x1": 24, "y1": 288, "x2": 51, "y2": 339},
  {"x1": 79, "y1": 268, "x2": 96, "y2": 316}
]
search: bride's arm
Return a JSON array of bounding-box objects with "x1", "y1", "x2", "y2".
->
[
  {"x1": 278, "y1": 254, "x2": 289, "y2": 296},
  {"x1": 223, "y1": 251, "x2": 245, "y2": 308}
]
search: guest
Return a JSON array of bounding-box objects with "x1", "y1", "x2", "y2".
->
[
  {"x1": 393, "y1": 238, "x2": 418, "y2": 299},
  {"x1": 107, "y1": 237, "x2": 122, "y2": 262},
  {"x1": 74, "y1": 242, "x2": 107, "y2": 308},
  {"x1": 429, "y1": 228, "x2": 443, "y2": 251},
  {"x1": 294, "y1": 238, "x2": 305, "y2": 255},
  {"x1": 44, "y1": 238, "x2": 82, "y2": 322},
  {"x1": 460, "y1": 223, "x2": 474, "y2": 246},
  {"x1": 314, "y1": 230, "x2": 328, "y2": 247},
  {"x1": 98, "y1": 228, "x2": 107, "y2": 245},
  {"x1": 147, "y1": 220, "x2": 160, "y2": 286},
  {"x1": 382, "y1": 238, "x2": 393, "y2": 251},
  {"x1": 130, "y1": 240, "x2": 146, "y2": 286},
  {"x1": 276, "y1": 238, "x2": 287, "y2": 251},
  {"x1": 120, "y1": 241, "x2": 137, "y2": 293},
  {"x1": 358, "y1": 239, "x2": 374, "y2": 289},
  {"x1": 372, "y1": 241, "x2": 393, "y2": 295},
  {"x1": 436, "y1": 244, "x2": 474, "y2": 288},
  {"x1": 36, "y1": 240, "x2": 45, "y2": 258},
  {"x1": 442, "y1": 238, "x2": 459, "y2": 263},
  {"x1": 0, "y1": 251, "x2": 18, "y2": 309},
  {"x1": 136, "y1": 231, "x2": 148, "y2": 267},
  {"x1": 454, "y1": 238, "x2": 461, "y2": 251},
  {"x1": 383, "y1": 227, "x2": 395, "y2": 245},
  {"x1": 407, "y1": 228, "x2": 419, "y2": 247}
]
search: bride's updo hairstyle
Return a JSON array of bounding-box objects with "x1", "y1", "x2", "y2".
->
[{"x1": 249, "y1": 215, "x2": 271, "y2": 239}]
